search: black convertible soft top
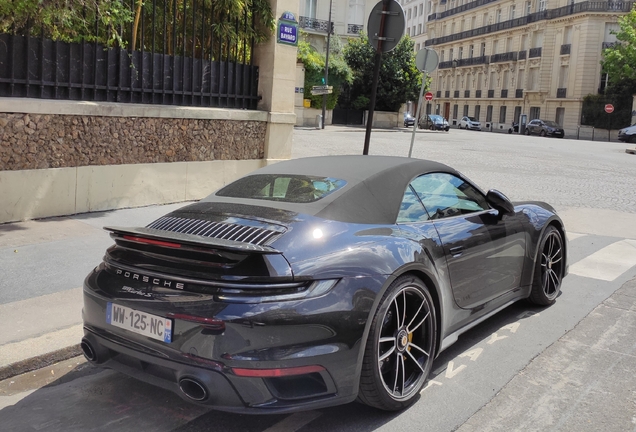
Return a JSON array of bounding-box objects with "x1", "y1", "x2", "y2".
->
[{"x1": 201, "y1": 155, "x2": 457, "y2": 225}]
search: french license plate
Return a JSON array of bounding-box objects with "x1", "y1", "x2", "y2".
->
[{"x1": 106, "y1": 303, "x2": 172, "y2": 343}]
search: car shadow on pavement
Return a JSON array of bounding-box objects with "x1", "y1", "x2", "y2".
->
[{"x1": 0, "y1": 302, "x2": 547, "y2": 432}]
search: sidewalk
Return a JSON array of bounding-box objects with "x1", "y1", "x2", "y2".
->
[{"x1": 0, "y1": 202, "x2": 189, "y2": 380}]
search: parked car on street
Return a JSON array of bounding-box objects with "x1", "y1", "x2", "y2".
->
[
  {"x1": 459, "y1": 116, "x2": 482, "y2": 131},
  {"x1": 404, "y1": 113, "x2": 416, "y2": 128},
  {"x1": 81, "y1": 155, "x2": 567, "y2": 414},
  {"x1": 419, "y1": 114, "x2": 450, "y2": 131},
  {"x1": 618, "y1": 124, "x2": 636, "y2": 143},
  {"x1": 525, "y1": 119, "x2": 565, "y2": 138}
]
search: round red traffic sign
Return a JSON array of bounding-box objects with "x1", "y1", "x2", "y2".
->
[
  {"x1": 425, "y1": 92, "x2": 434, "y2": 101},
  {"x1": 605, "y1": 104, "x2": 614, "y2": 113}
]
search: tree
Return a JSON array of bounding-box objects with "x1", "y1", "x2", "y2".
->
[
  {"x1": 339, "y1": 34, "x2": 422, "y2": 112},
  {"x1": 297, "y1": 36, "x2": 352, "y2": 110},
  {"x1": 602, "y1": 6, "x2": 636, "y2": 83}
]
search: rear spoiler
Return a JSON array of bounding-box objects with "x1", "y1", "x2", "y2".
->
[{"x1": 104, "y1": 226, "x2": 282, "y2": 254}]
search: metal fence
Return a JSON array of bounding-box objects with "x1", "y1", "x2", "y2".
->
[{"x1": 0, "y1": 0, "x2": 261, "y2": 108}]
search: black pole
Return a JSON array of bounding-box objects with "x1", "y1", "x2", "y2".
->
[
  {"x1": 363, "y1": 0, "x2": 390, "y2": 155},
  {"x1": 321, "y1": 0, "x2": 333, "y2": 129},
  {"x1": 363, "y1": 51, "x2": 382, "y2": 155}
]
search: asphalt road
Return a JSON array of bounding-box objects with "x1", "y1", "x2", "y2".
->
[{"x1": 1, "y1": 127, "x2": 635, "y2": 431}]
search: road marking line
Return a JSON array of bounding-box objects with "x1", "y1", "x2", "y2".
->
[
  {"x1": 566, "y1": 232, "x2": 587, "y2": 241},
  {"x1": 569, "y1": 239, "x2": 636, "y2": 281},
  {"x1": 262, "y1": 411, "x2": 322, "y2": 432}
]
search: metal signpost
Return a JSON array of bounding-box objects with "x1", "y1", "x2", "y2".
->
[
  {"x1": 408, "y1": 48, "x2": 439, "y2": 158},
  {"x1": 363, "y1": 0, "x2": 405, "y2": 155},
  {"x1": 311, "y1": 85, "x2": 333, "y2": 96},
  {"x1": 605, "y1": 103, "x2": 614, "y2": 141}
]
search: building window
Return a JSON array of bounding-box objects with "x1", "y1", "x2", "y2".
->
[
  {"x1": 486, "y1": 105, "x2": 493, "y2": 122},
  {"x1": 476, "y1": 72, "x2": 482, "y2": 90},
  {"x1": 469, "y1": 44, "x2": 474, "y2": 58},
  {"x1": 418, "y1": 23, "x2": 422, "y2": 34},
  {"x1": 305, "y1": 0, "x2": 317, "y2": 18},
  {"x1": 459, "y1": 47, "x2": 464, "y2": 59},
  {"x1": 517, "y1": 69, "x2": 525, "y2": 88},
  {"x1": 461, "y1": 19, "x2": 465, "y2": 32},
  {"x1": 414, "y1": 6, "x2": 417, "y2": 17},
  {"x1": 499, "y1": 106, "x2": 507, "y2": 123},
  {"x1": 483, "y1": 13, "x2": 489, "y2": 26},
  {"x1": 471, "y1": 16, "x2": 476, "y2": 29},
  {"x1": 408, "y1": 8, "x2": 412, "y2": 19},
  {"x1": 441, "y1": 50, "x2": 445, "y2": 61},
  {"x1": 529, "y1": 107, "x2": 540, "y2": 120},
  {"x1": 538, "y1": 0, "x2": 547, "y2": 12},
  {"x1": 463, "y1": 105, "x2": 469, "y2": 116},
  {"x1": 526, "y1": 1, "x2": 531, "y2": 15},
  {"x1": 502, "y1": 71, "x2": 509, "y2": 89},
  {"x1": 489, "y1": 71, "x2": 496, "y2": 90},
  {"x1": 555, "y1": 107, "x2": 565, "y2": 127},
  {"x1": 449, "y1": 48, "x2": 454, "y2": 60},
  {"x1": 480, "y1": 42, "x2": 486, "y2": 56},
  {"x1": 558, "y1": 66, "x2": 569, "y2": 88},
  {"x1": 419, "y1": 4, "x2": 423, "y2": 15},
  {"x1": 510, "y1": 5, "x2": 516, "y2": 20},
  {"x1": 492, "y1": 40, "x2": 499, "y2": 55},
  {"x1": 528, "y1": 68, "x2": 539, "y2": 90},
  {"x1": 506, "y1": 37, "x2": 512, "y2": 52},
  {"x1": 521, "y1": 34, "x2": 528, "y2": 50},
  {"x1": 514, "y1": 106, "x2": 522, "y2": 123},
  {"x1": 496, "y1": 9, "x2": 502, "y2": 23},
  {"x1": 474, "y1": 105, "x2": 481, "y2": 120},
  {"x1": 453, "y1": 104, "x2": 459, "y2": 119}
]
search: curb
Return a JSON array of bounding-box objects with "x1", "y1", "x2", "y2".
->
[
  {"x1": 626, "y1": 148, "x2": 636, "y2": 155},
  {"x1": 0, "y1": 344, "x2": 82, "y2": 381}
]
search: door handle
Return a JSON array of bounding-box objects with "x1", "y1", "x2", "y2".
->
[{"x1": 449, "y1": 246, "x2": 464, "y2": 256}]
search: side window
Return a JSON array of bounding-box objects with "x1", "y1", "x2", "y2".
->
[
  {"x1": 397, "y1": 186, "x2": 430, "y2": 223},
  {"x1": 410, "y1": 173, "x2": 489, "y2": 220}
]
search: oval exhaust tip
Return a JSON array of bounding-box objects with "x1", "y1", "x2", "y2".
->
[
  {"x1": 80, "y1": 340, "x2": 96, "y2": 362},
  {"x1": 179, "y1": 378, "x2": 208, "y2": 402}
]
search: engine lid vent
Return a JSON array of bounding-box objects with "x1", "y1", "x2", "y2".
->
[{"x1": 146, "y1": 217, "x2": 284, "y2": 246}]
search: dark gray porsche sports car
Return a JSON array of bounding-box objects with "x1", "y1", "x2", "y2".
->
[{"x1": 81, "y1": 155, "x2": 567, "y2": 413}]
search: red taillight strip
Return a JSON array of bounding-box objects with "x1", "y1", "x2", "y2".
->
[
  {"x1": 231, "y1": 365, "x2": 325, "y2": 378},
  {"x1": 123, "y1": 235, "x2": 182, "y2": 249},
  {"x1": 167, "y1": 313, "x2": 225, "y2": 330}
]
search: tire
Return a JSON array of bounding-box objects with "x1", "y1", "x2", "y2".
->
[
  {"x1": 358, "y1": 275, "x2": 437, "y2": 411},
  {"x1": 508, "y1": 129, "x2": 513, "y2": 134},
  {"x1": 528, "y1": 226, "x2": 564, "y2": 306},
  {"x1": 430, "y1": 125, "x2": 435, "y2": 131},
  {"x1": 540, "y1": 130, "x2": 547, "y2": 137},
  {"x1": 629, "y1": 135, "x2": 636, "y2": 143},
  {"x1": 525, "y1": 128, "x2": 530, "y2": 136}
]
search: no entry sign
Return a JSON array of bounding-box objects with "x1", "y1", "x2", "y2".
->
[
  {"x1": 425, "y1": 92, "x2": 434, "y2": 101},
  {"x1": 605, "y1": 104, "x2": 614, "y2": 113}
]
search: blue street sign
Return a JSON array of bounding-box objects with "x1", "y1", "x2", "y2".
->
[{"x1": 278, "y1": 22, "x2": 298, "y2": 46}]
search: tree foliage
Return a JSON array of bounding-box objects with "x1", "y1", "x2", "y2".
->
[
  {"x1": 338, "y1": 34, "x2": 422, "y2": 112},
  {"x1": 581, "y1": 80, "x2": 635, "y2": 128},
  {"x1": 297, "y1": 36, "x2": 352, "y2": 110},
  {"x1": 0, "y1": 0, "x2": 274, "y2": 60},
  {"x1": 602, "y1": 6, "x2": 636, "y2": 83}
]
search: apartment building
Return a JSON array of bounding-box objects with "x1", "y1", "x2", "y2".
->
[
  {"x1": 401, "y1": 0, "x2": 434, "y2": 51},
  {"x1": 419, "y1": 0, "x2": 628, "y2": 133},
  {"x1": 298, "y1": 0, "x2": 374, "y2": 53}
]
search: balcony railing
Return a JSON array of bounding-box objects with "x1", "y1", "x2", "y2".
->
[
  {"x1": 560, "y1": 44, "x2": 571, "y2": 55},
  {"x1": 454, "y1": 90, "x2": 460, "y2": 98},
  {"x1": 501, "y1": 89, "x2": 508, "y2": 98},
  {"x1": 529, "y1": 47, "x2": 542, "y2": 58},
  {"x1": 347, "y1": 24, "x2": 364, "y2": 34},
  {"x1": 436, "y1": 90, "x2": 442, "y2": 97},
  {"x1": 439, "y1": 61, "x2": 454, "y2": 69},
  {"x1": 425, "y1": 1, "x2": 634, "y2": 47},
  {"x1": 445, "y1": 90, "x2": 451, "y2": 98},
  {"x1": 459, "y1": 56, "x2": 489, "y2": 66},
  {"x1": 487, "y1": 89, "x2": 495, "y2": 98},
  {"x1": 465, "y1": 90, "x2": 471, "y2": 98},
  {"x1": 476, "y1": 90, "x2": 482, "y2": 98},
  {"x1": 557, "y1": 88, "x2": 567, "y2": 98},
  {"x1": 427, "y1": 0, "x2": 499, "y2": 21},
  {"x1": 299, "y1": 16, "x2": 334, "y2": 33},
  {"x1": 602, "y1": 41, "x2": 620, "y2": 49},
  {"x1": 490, "y1": 51, "x2": 518, "y2": 63},
  {"x1": 518, "y1": 50, "x2": 527, "y2": 60},
  {"x1": 515, "y1": 89, "x2": 523, "y2": 98}
]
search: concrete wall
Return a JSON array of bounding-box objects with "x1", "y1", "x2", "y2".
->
[{"x1": 366, "y1": 111, "x2": 400, "y2": 129}]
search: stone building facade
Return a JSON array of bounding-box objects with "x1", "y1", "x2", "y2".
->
[{"x1": 404, "y1": 0, "x2": 628, "y2": 135}]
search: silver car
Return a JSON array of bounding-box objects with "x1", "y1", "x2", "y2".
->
[{"x1": 459, "y1": 116, "x2": 482, "y2": 131}]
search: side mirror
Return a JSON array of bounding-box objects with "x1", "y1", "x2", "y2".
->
[{"x1": 486, "y1": 189, "x2": 515, "y2": 215}]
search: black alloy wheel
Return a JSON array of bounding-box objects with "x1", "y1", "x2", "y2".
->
[
  {"x1": 358, "y1": 276, "x2": 437, "y2": 411},
  {"x1": 529, "y1": 226, "x2": 564, "y2": 305}
]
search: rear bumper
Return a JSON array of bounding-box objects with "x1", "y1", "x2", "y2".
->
[{"x1": 81, "y1": 269, "x2": 384, "y2": 413}]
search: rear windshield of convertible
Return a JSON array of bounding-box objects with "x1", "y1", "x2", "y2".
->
[{"x1": 216, "y1": 174, "x2": 347, "y2": 203}]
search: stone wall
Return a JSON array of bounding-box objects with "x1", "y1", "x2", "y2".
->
[{"x1": 0, "y1": 113, "x2": 266, "y2": 171}]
